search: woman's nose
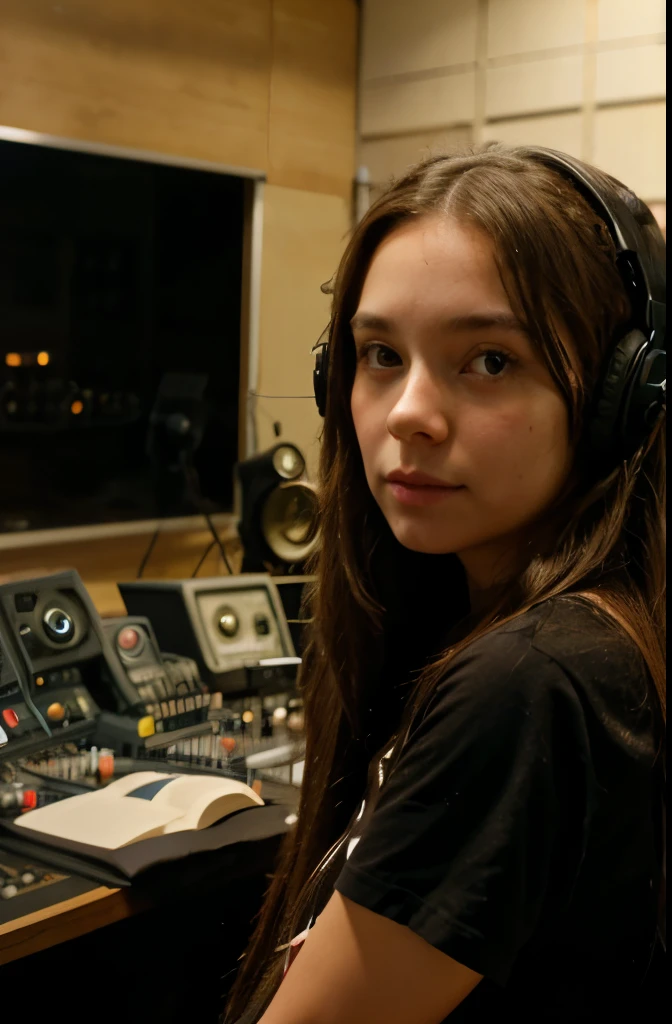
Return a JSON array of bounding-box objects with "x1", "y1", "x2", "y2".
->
[{"x1": 386, "y1": 369, "x2": 451, "y2": 444}]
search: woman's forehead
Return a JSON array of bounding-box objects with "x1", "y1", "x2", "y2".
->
[{"x1": 355, "y1": 215, "x2": 513, "y2": 327}]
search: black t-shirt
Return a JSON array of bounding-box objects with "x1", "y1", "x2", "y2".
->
[{"x1": 329, "y1": 597, "x2": 663, "y2": 1021}]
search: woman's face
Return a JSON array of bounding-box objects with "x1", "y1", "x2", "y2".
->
[{"x1": 350, "y1": 214, "x2": 574, "y2": 588}]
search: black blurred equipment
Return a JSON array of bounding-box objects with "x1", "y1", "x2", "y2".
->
[
  {"x1": 146, "y1": 372, "x2": 233, "y2": 574},
  {"x1": 146, "y1": 371, "x2": 208, "y2": 516},
  {"x1": 236, "y1": 442, "x2": 320, "y2": 575}
]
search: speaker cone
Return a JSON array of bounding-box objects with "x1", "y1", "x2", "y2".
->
[
  {"x1": 261, "y1": 482, "x2": 319, "y2": 565},
  {"x1": 272, "y1": 445, "x2": 305, "y2": 480}
]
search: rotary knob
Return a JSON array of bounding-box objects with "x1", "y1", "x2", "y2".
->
[
  {"x1": 216, "y1": 608, "x2": 239, "y2": 638},
  {"x1": 47, "y1": 702, "x2": 66, "y2": 722}
]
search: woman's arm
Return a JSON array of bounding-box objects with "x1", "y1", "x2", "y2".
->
[{"x1": 260, "y1": 891, "x2": 482, "y2": 1024}]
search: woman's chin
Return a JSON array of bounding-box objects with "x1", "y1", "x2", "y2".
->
[{"x1": 388, "y1": 521, "x2": 462, "y2": 556}]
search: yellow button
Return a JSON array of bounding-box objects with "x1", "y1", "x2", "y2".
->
[
  {"x1": 47, "y1": 702, "x2": 65, "y2": 721},
  {"x1": 137, "y1": 715, "x2": 155, "y2": 738},
  {"x1": 35, "y1": 676, "x2": 45, "y2": 687}
]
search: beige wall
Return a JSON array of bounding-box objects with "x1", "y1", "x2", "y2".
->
[
  {"x1": 255, "y1": 185, "x2": 349, "y2": 478},
  {"x1": 0, "y1": 0, "x2": 357, "y2": 612},
  {"x1": 359, "y1": 0, "x2": 666, "y2": 203}
]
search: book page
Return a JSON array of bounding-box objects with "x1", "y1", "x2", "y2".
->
[
  {"x1": 14, "y1": 787, "x2": 177, "y2": 848},
  {"x1": 14, "y1": 772, "x2": 264, "y2": 849},
  {"x1": 157, "y1": 776, "x2": 264, "y2": 832}
]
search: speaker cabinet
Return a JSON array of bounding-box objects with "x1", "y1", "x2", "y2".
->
[
  {"x1": 236, "y1": 443, "x2": 319, "y2": 574},
  {"x1": 118, "y1": 574, "x2": 297, "y2": 694}
]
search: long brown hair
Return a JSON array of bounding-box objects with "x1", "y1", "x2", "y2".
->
[{"x1": 225, "y1": 143, "x2": 666, "y2": 1021}]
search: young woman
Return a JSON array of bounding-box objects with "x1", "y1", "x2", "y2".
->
[{"x1": 225, "y1": 143, "x2": 666, "y2": 1023}]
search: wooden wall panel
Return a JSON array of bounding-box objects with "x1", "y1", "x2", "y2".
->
[
  {"x1": 268, "y1": 0, "x2": 357, "y2": 197},
  {"x1": 0, "y1": 0, "x2": 273, "y2": 170},
  {"x1": 361, "y1": 0, "x2": 478, "y2": 81}
]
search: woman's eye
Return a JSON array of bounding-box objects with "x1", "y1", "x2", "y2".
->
[
  {"x1": 361, "y1": 343, "x2": 400, "y2": 369},
  {"x1": 467, "y1": 350, "x2": 511, "y2": 378}
]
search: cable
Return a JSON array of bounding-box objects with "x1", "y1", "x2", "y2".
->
[
  {"x1": 137, "y1": 526, "x2": 160, "y2": 579},
  {"x1": 248, "y1": 391, "x2": 314, "y2": 399},
  {"x1": 191, "y1": 539, "x2": 216, "y2": 577},
  {"x1": 203, "y1": 511, "x2": 234, "y2": 575},
  {"x1": 246, "y1": 325, "x2": 331, "y2": 400},
  {"x1": 175, "y1": 450, "x2": 234, "y2": 576}
]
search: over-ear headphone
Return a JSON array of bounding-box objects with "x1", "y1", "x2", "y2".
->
[
  {"x1": 312, "y1": 147, "x2": 666, "y2": 465},
  {"x1": 312, "y1": 323, "x2": 331, "y2": 419}
]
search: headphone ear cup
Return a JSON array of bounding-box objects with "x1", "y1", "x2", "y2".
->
[
  {"x1": 313, "y1": 344, "x2": 330, "y2": 418},
  {"x1": 587, "y1": 328, "x2": 647, "y2": 460}
]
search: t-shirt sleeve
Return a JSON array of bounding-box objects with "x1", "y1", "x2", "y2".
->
[{"x1": 333, "y1": 632, "x2": 594, "y2": 986}]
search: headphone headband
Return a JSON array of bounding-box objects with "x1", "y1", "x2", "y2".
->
[{"x1": 524, "y1": 147, "x2": 666, "y2": 349}]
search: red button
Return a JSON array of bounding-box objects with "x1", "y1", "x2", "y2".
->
[
  {"x1": 22, "y1": 790, "x2": 37, "y2": 810},
  {"x1": 2, "y1": 709, "x2": 19, "y2": 729},
  {"x1": 118, "y1": 627, "x2": 140, "y2": 651}
]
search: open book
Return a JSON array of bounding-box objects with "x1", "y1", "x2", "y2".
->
[{"x1": 13, "y1": 772, "x2": 264, "y2": 850}]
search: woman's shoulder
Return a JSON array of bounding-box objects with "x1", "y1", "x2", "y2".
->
[
  {"x1": 492, "y1": 593, "x2": 648, "y2": 686},
  {"x1": 436, "y1": 595, "x2": 656, "y2": 755},
  {"x1": 457, "y1": 593, "x2": 647, "y2": 676}
]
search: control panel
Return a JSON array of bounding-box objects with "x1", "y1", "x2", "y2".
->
[
  {"x1": 118, "y1": 574, "x2": 298, "y2": 692},
  {"x1": 0, "y1": 571, "x2": 304, "y2": 801},
  {"x1": 196, "y1": 587, "x2": 286, "y2": 671}
]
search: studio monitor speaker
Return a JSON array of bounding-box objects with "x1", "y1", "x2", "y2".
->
[{"x1": 236, "y1": 443, "x2": 320, "y2": 574}]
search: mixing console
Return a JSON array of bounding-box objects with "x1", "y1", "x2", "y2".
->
[
  {"x1": 0, "y1": 567, "x2": 305, "y2": 880},
  {"x1": 0, "y1": 846, "x2": 68, "y2": 903},
  {"x1": 0, "y1": 564, "x2": 307, "y2": 1024},
  {"x1": 1, "y1": 686, "x2": 303, "y2": 791}
]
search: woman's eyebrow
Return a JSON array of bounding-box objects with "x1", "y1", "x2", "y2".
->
[
  {"x1": 446, "y1": 312, "x2": 528, "y2": 334},
  {"x1": 350, "y1": 312, "x2": 391, "y2": 332},
  {"x1": 349, "y1": 311, "x2": 528, "y2": 334}
]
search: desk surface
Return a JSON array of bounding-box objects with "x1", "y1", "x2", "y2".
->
[
  {"x1": 0, "y1": 777, "x2": 297, "y2": 967},
  {"x1": 0, "y1": 883, "x2": 146, "y2": 966}
]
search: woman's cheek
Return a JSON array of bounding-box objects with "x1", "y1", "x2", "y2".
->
[{"x1": 463, "y1": 408, "x2": 527, "y2": 457}]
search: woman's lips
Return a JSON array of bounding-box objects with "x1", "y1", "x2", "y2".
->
[{"x1": 386, "y1": 481, "x2": 465, "y2": 507}]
